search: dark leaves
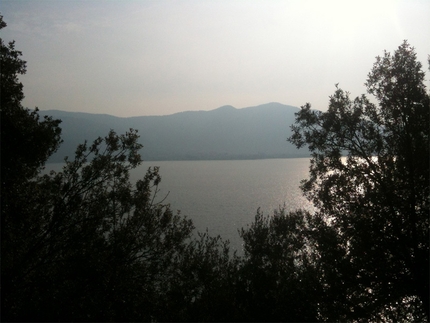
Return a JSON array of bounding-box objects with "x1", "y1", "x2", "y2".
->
[{"x1": 288, "y1": 41, "x2": 429, "y2": 321}]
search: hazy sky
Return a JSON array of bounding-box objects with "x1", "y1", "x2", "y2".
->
[{"x1": 2, "y1": 0, "x2": 429, "y2": 117}]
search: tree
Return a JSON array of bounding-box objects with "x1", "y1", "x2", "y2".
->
[
  {"x1": 0, "y1": 15, "x2": 62, "y2": 187},
  {"x1": 159, "y1": 230, "x2": 241, "y2": 322},
  {"x1": 1, "y1": 15, "x2": 239, "y2": 321},
  {"x1": 3, "y1": 126, "x2": 241, "y2": 322},
  {"x1": 1, "y1": 15, "x2": 62, "y2": 320},
  {"x1": 289, "y1": 41, "x2": 429, "y2": 321},
  {"x1": 2, "y1": 128, "x2": 198, "y2": 321},
  {"x1": 237, "y1": 207, "x2": 322, "y2": 322}
]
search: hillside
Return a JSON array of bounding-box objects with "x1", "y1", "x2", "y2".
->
[{"x1": 44, "y1": 102, "x2": 310, "y2": 162}]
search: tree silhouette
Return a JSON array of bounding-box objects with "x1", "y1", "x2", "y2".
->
[
  {"x1": 1, "y1": 15, "x2": 63, "y2": 320},
  {"x1": 238, "y1": 208, "x2": 321, "y2": 322},
  {"x1": 289, "y1": 41, "x2": 429, "y2": 321},
  {"x1": 1, "y1": 15, "x2": 236, "y2": 321}
]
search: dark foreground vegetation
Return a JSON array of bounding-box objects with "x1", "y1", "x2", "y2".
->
[{"x1": 1, "y1": 14, "x2": 429, "y2": 322}]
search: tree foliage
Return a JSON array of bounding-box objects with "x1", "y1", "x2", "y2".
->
[
  {"x1": 4, "y1": 128, "x2": 191, "y2": 320},
  {"x1": 0, "y1": 15, "x2": 62, "y2": 186},
  {"x1": 238, "y1": 208, "x2": 322, "y2": 322},
  {"x1": 1, "y1": 16, "x2": 237, "y2": 322},
  {"x1": 289, "y1": 41, "x2": 429, "y2": 321},
  {"x1": 3, "y1": 125, "x2": 240, "y2": 321}
]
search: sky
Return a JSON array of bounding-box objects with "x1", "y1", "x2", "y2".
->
[{"x1": 1, "y1": 0, "x2": 430, "y2": 117}]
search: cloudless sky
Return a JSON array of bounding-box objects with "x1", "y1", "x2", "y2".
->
[{"x1": 2, "y1": 0, "x2": 429, "y2": 117}]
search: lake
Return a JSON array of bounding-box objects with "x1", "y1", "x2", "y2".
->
[
  {"x1": 135, "y1": 158, "x2": 314, "y2": 252},
  {"x1": 45, "y1": 158, "x2": 314, "y2": 253}
]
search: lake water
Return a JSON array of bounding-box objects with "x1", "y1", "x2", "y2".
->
[
  {"x1": 45, "y1": 158, "x2": 314, "y2": 253},
  {"x1": 135, "y1": 158, "x2": 314, "y2": 252}
]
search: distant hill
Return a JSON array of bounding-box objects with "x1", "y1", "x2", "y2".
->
[{"x1": 43, "y1": 102, "x2": 310, "y2": 162}]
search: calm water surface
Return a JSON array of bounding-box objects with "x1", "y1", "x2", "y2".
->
[
  {"x1": 46, "y1": 158, "x2": 313, "y2": 252},
  {"x1": 135, "y1": 158, "x2": 313, "y2": 252}
]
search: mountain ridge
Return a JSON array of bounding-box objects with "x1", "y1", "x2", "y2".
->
[{"x1": 44, "y1": 103, "x2": 310, "y2": 162}]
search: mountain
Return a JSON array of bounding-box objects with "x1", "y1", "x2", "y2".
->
[{"x1": 44, "y1": 102, "x2": 310, "y2": 162}]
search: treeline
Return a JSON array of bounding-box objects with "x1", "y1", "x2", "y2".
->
[{"x1": 1, "y1": 14, "x2": 429, "y2": 322}]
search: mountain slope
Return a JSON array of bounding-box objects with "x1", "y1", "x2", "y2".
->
[{"x1": 44, "y1": 103, "x2": 310, "y2": 162}]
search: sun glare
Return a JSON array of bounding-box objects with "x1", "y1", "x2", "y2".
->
[{"x1": 308, "y1": 0, "x2": 399, "y2": 49}]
